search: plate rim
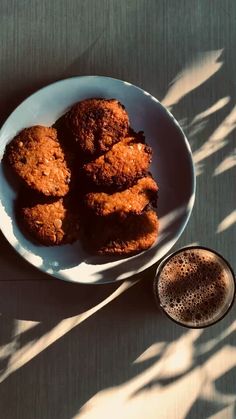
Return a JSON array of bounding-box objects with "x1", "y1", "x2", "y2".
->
[{"x1": 0, "y1": 75, "x2": 196, "y2": 284}]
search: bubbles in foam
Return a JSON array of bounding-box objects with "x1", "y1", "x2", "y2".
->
[{"x1": 156, "y1": 248, "x2": 235, "y2": 327}]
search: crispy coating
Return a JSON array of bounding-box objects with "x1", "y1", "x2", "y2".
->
[
  {"x1": 84, "y1": 209, "x2": 159, "y2": 255},
  {"x1": 85, "y1": 176, "x2": 158, "y2": 217},
  {"x1": 82, "y1": 137, "x2": 152, "y2": 190},
  {"x1": 62, "y1": 98, "x2": 129, "y2": 156},
  {"x1": 5, "y1": 126, "x2": 71, "y2": 196},
  {"x1": 5, "y1": 96, "x2": 159, "y2": 254},
  {"x1": 19, "y1": 194, "x2": 80, "y2": 246}
]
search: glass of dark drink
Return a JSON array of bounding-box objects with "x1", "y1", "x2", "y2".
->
[{"x1": 153, "y1": 246, "x2": 235, "y2": 328}]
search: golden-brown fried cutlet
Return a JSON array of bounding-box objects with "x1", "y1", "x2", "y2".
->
[
  {"x1": 5, "y1": 126, "x2": 71, "y2": 196},
  {"x1": 82, "y1": 137, "x2": 152, "y2": 190},
  {"x1": 83, "y1": 209, "x2": 158, "y2": 255},
  {"x1": 83, "y1": 209, "x2": 159, "y2": 256},
  {"x1": 85, "y1": 176, "x2": 158, "y2": 217},
  {"x1": 19, "y1": 193, "x2": 80, "y2": 246},
  {"x1": 61, "y1": 98, "x2": 129, "y2": 157}
]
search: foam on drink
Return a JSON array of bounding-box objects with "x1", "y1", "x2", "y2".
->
[{"x1": 156, "y1": 248, "x2": 235, "y2": 327}]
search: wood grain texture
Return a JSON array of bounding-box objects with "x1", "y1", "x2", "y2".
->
[{"x1": 0, "y1": 1, "x2": 236, "y2": 418}]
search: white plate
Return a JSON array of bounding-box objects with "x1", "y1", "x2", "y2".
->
[{"x1": 0, "y1": 76, "x2": 195, "y2": 284}]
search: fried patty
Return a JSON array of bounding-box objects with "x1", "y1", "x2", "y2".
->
[
  {"x1": 19, "y1": 194, "x2": 80, "y2": 246},
  {"x1": 82, "y1": 137, "x2": 152, "y2": 190},
  {"x1": 5, "y1": 126, "x2": 71, "y2": 196},
  {"x1": 61, "y1": 98, "x2": 129, "y2": 157},
  {"x1": 83, "y1": 209, "x2": 159, "y2": 255},
  {"x1": 85, "y1": 176, "x2": 158, "y2": 217}
]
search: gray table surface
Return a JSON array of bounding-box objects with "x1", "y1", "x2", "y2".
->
[{"x1": 0, "y1": 1, "x2": 236, "y2": 418}]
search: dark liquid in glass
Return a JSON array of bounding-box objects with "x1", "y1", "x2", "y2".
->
[{"x1": 155, "y1": 248, "x2": 235, "y2": 328}]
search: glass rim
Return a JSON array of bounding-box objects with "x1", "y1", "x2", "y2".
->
[{"x1": 153, "y1": 245, "x2": 236, "y2": 329}]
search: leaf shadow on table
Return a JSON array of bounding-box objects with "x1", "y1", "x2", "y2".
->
[
  {"x1": 0, "y1": 315, "x2": 15, "y2": 376},
  {"x1": 0, "y1": 274, "x2": 125, "y2": 389},
  {"x1": 75, "y1": 315, "x2": 236, "y2": 419},
  {"x1": 0, "y1": 273, "x2": 235, "y2": 419},
  {"x1": 64, "y1": 44, "x2": 236, "y2": 418},
  {"x1": 1, "y1": 5, "x2": 236, "y2": 418},
  {"x1": 0, "y1": 52, "x2": 235, "y2": 418},
  {"x1": 0, "y1": 275, "x2": 186, "y2": 419}
]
